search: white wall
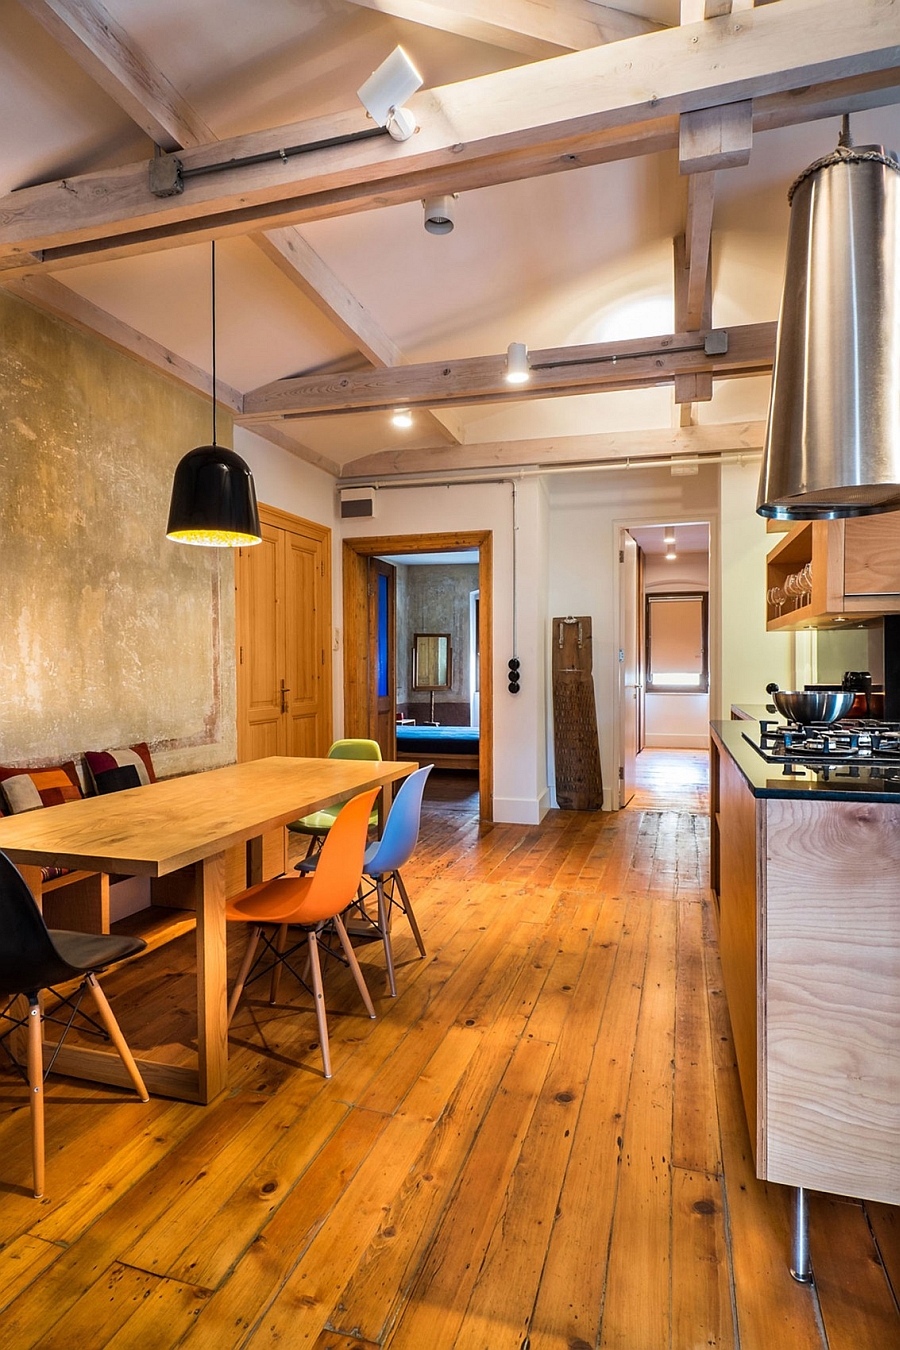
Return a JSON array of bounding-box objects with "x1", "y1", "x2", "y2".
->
[
  {"x1": 337, "y1": 478, "x2": 550, "y2": 825},
  {"x1": 547, "y1": 465, "x2": 720, "y2": 809},
  {"x1": 718, "y1": 460, "x2": 793, "y2": 716},
  {"x1": 643, "y1": 550, "x2": 709, "y2": 749}
]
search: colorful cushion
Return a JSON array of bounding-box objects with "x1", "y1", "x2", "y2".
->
[
  {"x1": 84, "y1": 743, "x2": 156, "y2": 794},
  {"x1": 0, "y1": 763, "x2": 83, "y2": 815}
]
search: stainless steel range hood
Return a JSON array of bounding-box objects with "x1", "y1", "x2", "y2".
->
[{"x1": 757, "y1": 125, "x2": 900, "y2": 520}]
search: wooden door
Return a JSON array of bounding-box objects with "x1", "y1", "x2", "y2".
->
[
  {"x1": 619, "y1": 532, "x2": 640, "y2": 807},
  {"x1": 368, "y1": 557, "x2": 396, "y2": 760},
  {"x1": 236, "y1": 506, "x2": 332, "y2": 763},
  {"x1": 284, "y1": 526, "x2": 329, "y2": 757},
  {"x1": 236, "y1": 523, "x2": 284, "y2": 759}
]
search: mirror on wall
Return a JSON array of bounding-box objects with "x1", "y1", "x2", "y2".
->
[{"x1": 412, "y1": 633, "x2": 452, "y2": 690}]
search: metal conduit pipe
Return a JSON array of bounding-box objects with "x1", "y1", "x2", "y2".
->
[{"x1": 337, "y1": 449, "x2": 762, "y2": 493}]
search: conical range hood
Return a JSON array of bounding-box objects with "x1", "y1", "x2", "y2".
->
[{"x1": 757, "y1": 128, "x2": 900, "y2": 520}]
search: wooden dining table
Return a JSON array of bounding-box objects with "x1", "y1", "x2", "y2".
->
[{"x1": 0, "y1": 756, "x2": 415, "y2": 1104}]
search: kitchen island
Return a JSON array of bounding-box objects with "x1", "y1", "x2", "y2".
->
[{"x1": 710, "y1": 719, "x2": 900, "y2": 1272}]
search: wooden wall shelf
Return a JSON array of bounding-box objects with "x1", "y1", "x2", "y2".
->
[{"x1": 765, "y1": 516, "x2": 900, "y2": 630}]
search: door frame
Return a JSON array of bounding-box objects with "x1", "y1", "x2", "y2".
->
[
  {"x1": 612, "y1": 511, "x2": 719, "y2": 807},
  {"x1": 343, "y1": 530, "x2": 493, "y2": 821}
]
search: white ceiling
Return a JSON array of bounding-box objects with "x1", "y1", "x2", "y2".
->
[
  {"x1": 379, "y1": 551, "x2": 479, "y2": 565},
  {"x1": 3, "y1": 2, "x2": 899, "y2": 474},
  {"x1": 629, "y1": 522, "x2": 710, "y2": 555}
]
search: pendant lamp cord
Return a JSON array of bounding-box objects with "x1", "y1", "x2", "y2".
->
[{"x1": 211, "y1": 240, "x2": 217, "y2": 448}]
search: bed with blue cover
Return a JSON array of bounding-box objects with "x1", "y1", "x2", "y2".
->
[{"x1": 396, "y1": 724, "x2": 479, "y2": 769}]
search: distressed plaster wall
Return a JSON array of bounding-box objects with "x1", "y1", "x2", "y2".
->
[{"x1": 0, "y1": 290, "x2": 236, "y2": 775}]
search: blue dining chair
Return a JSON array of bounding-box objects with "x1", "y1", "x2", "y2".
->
[{"x1": 297, "y1": 764, "x2": 432, "y2": 997}]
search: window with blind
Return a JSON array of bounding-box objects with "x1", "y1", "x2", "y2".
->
[{"x1": 645, "y1": 592, "x2": 709, "y2": 692}]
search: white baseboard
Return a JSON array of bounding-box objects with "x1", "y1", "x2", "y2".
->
[
  {"x1": 493, "y1": 794, "x2": 550, "y2": 826},
  {"x1": 643, "y1": 733, "x2": 708, "y2": 749}
]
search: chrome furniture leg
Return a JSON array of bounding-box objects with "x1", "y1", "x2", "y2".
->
[{"x1": 790, "y1": 1186, "x2": 813, "y2": 1284}]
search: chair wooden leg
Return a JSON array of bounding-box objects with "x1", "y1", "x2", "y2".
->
[
  {"x1": 228, "y1": 927, "x2": 261, "y2": 1026},
  {"x1": 395, "y1": 871, "x2": 427, "y2": 958},
  {"x1": 376, "y1": 879, "x2": 397, "y2": 998},
  {"x1": 269, "y1": 924, "x2": 289, "y2": 1004},
  {"x1": 86, "y1": 975, "x2": 150, "y2": 1102},
  {"x1": 26, "y1": 996, "x2": 44, "y2": 1199},
  {"x1": 333, "y1": 915, "x2": 376, "y2": 1019},
  {"x1": 307, "y1": 932, "x2": 331, "y2": 1079}
]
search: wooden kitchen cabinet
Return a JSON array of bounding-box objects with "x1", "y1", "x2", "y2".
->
[
  {"x1": 710, "y1": 728, "x2": 900, "y2": 1205},
  {"x1": 765, "y1": 514, "x2": 900, "y2": 630}
]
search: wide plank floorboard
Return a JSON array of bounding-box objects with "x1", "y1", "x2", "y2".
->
[{"x1": 0, "y1": 750, "x2": 896, "y2": 1348}]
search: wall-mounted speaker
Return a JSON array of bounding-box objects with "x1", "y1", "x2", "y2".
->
[{"x1": 339, "y1": 488, "x2": 375, "y2": 519}]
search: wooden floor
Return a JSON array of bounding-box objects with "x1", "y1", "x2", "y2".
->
[{"x1": 1, "y1": 750, "x2": 898, "y2": 1348}]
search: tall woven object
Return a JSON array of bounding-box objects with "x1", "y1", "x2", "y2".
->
[{"x1": 552, "y1": 615, "x2": 603, "y2": 810}]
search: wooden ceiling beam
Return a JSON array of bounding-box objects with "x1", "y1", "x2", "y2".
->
[
  {"x1": 14, "y1": 0, "x2": 210, "y2": 152},
  {"x1": 339, "y1": 419, "x2": 767, "y2": 478},
  {"x1": 343, "y1": 0, "x2": 661, "y2": 57},
  {"x1": 240, "y1": 322, "x2": 776, "y2": 422},
  {"x1": 12, "y1": 0, "x2": 461, "y2": 447},
  {"x1": 1, "y1": 0, "x2": 897, "y2": 265},
  {"x1": 4, "y1": 272, "x2": 244, "y2": 412}
]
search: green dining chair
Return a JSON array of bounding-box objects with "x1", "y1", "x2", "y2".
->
[{"x1": 287, "y1": 739, "x2": 382, "y2": 857}]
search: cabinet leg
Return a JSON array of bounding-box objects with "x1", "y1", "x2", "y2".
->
[{"x1": 790, "y1": 1186, "x2": 814, "y2": 1284}]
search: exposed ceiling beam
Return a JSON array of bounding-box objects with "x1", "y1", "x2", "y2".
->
[
  {"x1": 3, "y1": 272, "x2": 244, "y2": 412},
  {"x1": 249, "y1": 227, "x2": 463, "y2": 444},
  {"x1": 14, "y1": 0, "x2": 210, "y2": 151},
  {"x1": 340, "y1": 419, "x2": 768, "y2": 477},
  {"x1": 343, "y1": 0, "x2": 661, "y2": 57},
  {"x1": 240, "y1": 323, "x2": 776, "y2": 422},
  {"x1": 233, "y1": 418, "x2": 342, "y2": 478},
  {"x1": 12, "y1": 0, "x2": 461, "y2": 446},
  {"x1": 1, "y1": 0, "x2": 897, "y2": 269}
]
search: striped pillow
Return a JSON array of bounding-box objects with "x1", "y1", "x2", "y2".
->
[
  {"x1": 0, "y1": 763, "x2": 83, "y2": 815},
  {"x1": 84, "y1": 743, "x2": 157, "y2": 795}
]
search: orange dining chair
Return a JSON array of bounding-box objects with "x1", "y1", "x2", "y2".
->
[{"x1": 225, "y1": 787, "x2": 380, "y2": 1078}]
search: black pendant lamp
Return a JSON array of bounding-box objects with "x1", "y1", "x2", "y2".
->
[{"x1": 167, "y1": 243, "x2": 262, "y2": 547}]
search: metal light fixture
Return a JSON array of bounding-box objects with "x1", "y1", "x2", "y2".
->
[
  {"x1": 423, "y1": 194, "x2": 458, "y2": 234},
  {"x1": 357, "y1": 46, "x2": 423, "y2": 142},
  {"x1": 392, "y1": 408, "x2": 413, "y2": 428},
  {"x1": 505, "y1": 342, "x2": 530, "y2": 385},
  {"x1": 758, "y1": 118, "x2": 900, "y2": 519},
  {"x1": 167, "y1": 243, "x2": 262, "y2": 548}
]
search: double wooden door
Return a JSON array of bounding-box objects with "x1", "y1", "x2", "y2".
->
[{"x1": 235, "y1": 505, "x2": 332, "y2": 761}]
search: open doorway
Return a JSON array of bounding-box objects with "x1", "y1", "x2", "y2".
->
[
  {"x1": 617, "y1": 521, "x2": 712, "y2": 811},
  {"x1": 343, "y1": 531, "x2": 493, "y2": 821}
]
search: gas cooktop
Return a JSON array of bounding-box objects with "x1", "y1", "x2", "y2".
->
[{"x1": 744, "y1": 718, "x2": 900, "y2": 766}]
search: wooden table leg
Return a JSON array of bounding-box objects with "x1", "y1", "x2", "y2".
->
[{"x1": 196, "y1": 851, "x2": 228, "y2": 1104}]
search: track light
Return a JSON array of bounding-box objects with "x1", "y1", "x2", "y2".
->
[
  {"x1": 505, "y1": 342, "x2": 530, "y2": 385},
  {"x1": 357, "y1": 46, "x2": 423, "y2": 142},
  {"x1": 423, "y1": 194, "x2": 457, "y2": 234},
  {"x1": 392, "y1": 408, "x2": 413, "y2": 428}
]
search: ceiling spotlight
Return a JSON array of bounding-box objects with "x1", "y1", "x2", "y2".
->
[
  {"x1": 664, "y1": 526, "x2": 675, "y2": 544},
  {"x1": 665, "y1": 549, "x2": 677, "y2": 561},
  {"x1": 423, "y1": 194, "x2": 458, "y2": 235},
  {"x1": 505, "y1": 342, "x2": 530, "y2": 385},
  {"x1": 357, "y1": 46, "x2": 423, "y2": 142},
  {"x1": 392, "y1": 408, "x2": 413, "y2": 428}
]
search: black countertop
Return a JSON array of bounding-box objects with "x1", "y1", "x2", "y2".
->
[{"x1": 711, "y1": 718, "x2": 900, "y2": 803}]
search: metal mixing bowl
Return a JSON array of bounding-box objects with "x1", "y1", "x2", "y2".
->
[{"x1": 766, "y1": 687, "x2": 855, "y2": 723}]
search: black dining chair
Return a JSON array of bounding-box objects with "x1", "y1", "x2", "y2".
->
[{"x1": 0, "y1": 851, "x2": 150, "y2": 1198}]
